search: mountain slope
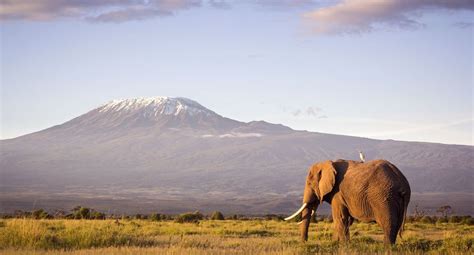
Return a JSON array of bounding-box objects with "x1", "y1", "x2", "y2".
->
[{"x1": 1, "y1": 97, "x2": 472, "y2": 214}]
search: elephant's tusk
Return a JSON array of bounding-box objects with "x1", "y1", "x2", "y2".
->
[
  {"x1": 296, "y1": 210, "x2": 315, "y2": 225},
  {"x1": 284, "y1": 203, "x2": 307, "y2": 221}
]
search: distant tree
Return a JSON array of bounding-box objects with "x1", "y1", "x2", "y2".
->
[
  {"x1": 72, "y1": 206, "x2": 82, "y2": 212},
  {"x1": 210, "y1": 211, "x2": 225, "y2": 220},
  {"x1": 449, "y1": 215, "x2": 462, "y2": 223},
  {"x1": 91, "y1": 211, "x2": 106, "y2": 220},
  {"x1": 32, "y1": 209, "x2": 50, "y2": 219},
  {"x1": 413, "y1": 204, "x2": 426, "y2": 220},
  {"x1": 461, "y1": 217, "x2": 474, "y2": 226},
  {"x1": 264, "y1": 214, "x2": 284, "y2": 221},
  {"x1": 175, "y1": 211, "x2": 203, "y2": 223},
  {"x1": 53, "y1": 210, "x2": 67, "y2": 219},
  {"x1": 150, "y1": 213, "x2": 162, "y2": 221},
  {"x1": 72, "y1": 206, "x2": 91, "y2": 219},
  {"x1": 13, "y1": 210, "x2": 30, "y2": 218},
  {"x1": 436, "y1": 205, "x2": 452, "y2": 219}
]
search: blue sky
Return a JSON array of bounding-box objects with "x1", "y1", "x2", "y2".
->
[{"x1": 1, "y1": 0, "x2": 473, "y2": 145}]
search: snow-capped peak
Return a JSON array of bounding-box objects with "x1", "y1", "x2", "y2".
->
[{"x1": 97, "y1": 97, "x2": 213, "y2": 117}]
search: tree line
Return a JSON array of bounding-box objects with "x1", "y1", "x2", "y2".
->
[{"x1": 2, "y1": 205, "x2": 473, "y2": 225}]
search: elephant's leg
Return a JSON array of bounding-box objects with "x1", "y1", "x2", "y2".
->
[
  {"x1": 331, "y1": 195, "x2": 351, "y2": 242},
  {"x1": 373, "y1": 201, "x2": 401, "y2": 245}
]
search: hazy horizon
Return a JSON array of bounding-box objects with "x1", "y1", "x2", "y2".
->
[{"x1": 1, "y1": 1, "x2": 473, "y2": 145}]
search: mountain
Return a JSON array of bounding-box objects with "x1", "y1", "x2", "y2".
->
[{"x1": 1, "y1": 97, "x2": 473, "y2": 215}]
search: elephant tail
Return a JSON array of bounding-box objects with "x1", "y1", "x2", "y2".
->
[{"x1": 398, "y1": 191, "x2": 410, "y2": 239}]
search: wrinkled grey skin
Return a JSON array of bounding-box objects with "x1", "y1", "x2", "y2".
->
[{"x1": 296, "y1": 159, "x2": 410, "y2": 245}]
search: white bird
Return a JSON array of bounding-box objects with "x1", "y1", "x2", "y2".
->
[{"x1": 359, "y1": 151, "x2": 366, "y2": 163}]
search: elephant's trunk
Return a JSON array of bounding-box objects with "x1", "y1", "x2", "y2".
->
[
  {"x1": 299, "y1": 184, "x2": 318, "y2": 241},
  {"x1": 299, "y1": 204, "x2": 315, "y2": 241}
]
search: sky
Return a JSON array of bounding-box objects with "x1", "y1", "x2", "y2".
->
[{"x1": 1, "y1": 0, "x2": 473, "y2": 145}]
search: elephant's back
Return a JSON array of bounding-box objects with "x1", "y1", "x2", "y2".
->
[
  {"x1": 369, "y1": 160, "x2": 410, "y2": 191},
  {"x1": 340, "y1": 160, "x2": 410, "y2": 221},
  {"x1": 354, "y1": 160, "x2": 411, "y2": 201}
]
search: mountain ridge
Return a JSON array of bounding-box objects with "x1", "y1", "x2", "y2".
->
[{"x1": 1, "y1": 97, "x2": 472, "y2": 214}]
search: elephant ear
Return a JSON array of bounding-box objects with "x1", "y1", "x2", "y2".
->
[{"x1": 317, "y1": 161, "x2": 337, "y2": 202}]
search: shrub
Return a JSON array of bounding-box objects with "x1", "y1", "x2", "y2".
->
[
  {"x1": 449, "y1": 216, "x2": 462, "y2": 223},
  {"x1": 436, "y1": 217, "x2": 448, "y2": 224},
  {"x1": 150, "y1": 213, "x2": 162, "y2": 221},
  {"x1": 420, "y1": 216, "x2": 434, "y2": 224},
  {"x1": 210, "y1": 211, "x2": 225, "y2": 220},
  {"x1": 71, "y1": 206, "x2": 91, "y2": 219},
  {"x1": 264, "y1": 214, "x2": 283, "y2": 221},
  {"x1": 32, "y1": 209, "x2": 50, "y2": 219},
  {"x1": 90, "y1": 211, "x2": 106, "y2": 220},
  {"x1": 175, "y1": 211, "x2": 203, "y2": 223},
  {"x1": 461, "y1": 217, "x2": 474, "y2": 225}
]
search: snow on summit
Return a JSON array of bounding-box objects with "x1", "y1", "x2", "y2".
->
[{"x1": 97, "y1": 97, "x2": 213, "y2": 117}]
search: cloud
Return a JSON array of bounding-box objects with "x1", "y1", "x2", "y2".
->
[
  {"x1": 255, "y1": 0, "x2": 315, "y2": 8},
  {"x1": 453, "y1": 21, "x2": 474, "y2": 28},
  {"x1": 1, "y1": 0, "x2": 315, "y2": 22},
  {"x1": 305, "y1": 106, "x2": 321, "y2": 117},
  {"x1": 303, "y1": 0, "x2": 474, "y2": 34},
  {"x1": 0, "y1": 0, "x2": 201, "y2": 22},
  {"x1": 291, "y1": 109, "x2": 302, "y2": 117},
  {"x1": 209, "y1": 0, "x2": 231, "y2": 9},
  {"x1": 290, "y1": 106, "x2": 326, "y2": 118},
  {"x1": 89, "y1": 7, "x2": 173, "y2": 23},
  {"x1": 201, "y1": 132, "x2": 263, "y2": 138}
]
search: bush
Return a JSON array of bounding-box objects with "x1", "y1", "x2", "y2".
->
[
  {"x1": 90, "y1": 211, "x2": 106, "y2": 220},
  {"x1": 264, "y1": 214, "x2": 283, "y2": 221},
  {"x1": 210, "y1": 211, "x2": 225, "y2": 220},
  {"x1": 150, "y1": 213, "x2": 162, "y2": 221},
  {"x1": 461, "y1": 217, "x2": 474, "y2": 225},
  {"x1": 77, "y1": 207, "x2": 90, "y2": 219},
  {"x1": 449, "y1": 216, "x2": 462, "y2": 223},
  {"x1": 420, "y1": 216, "x2": 434, "y2": 224},
  {"x1": 32, "y1": 209, "x2": 50, "y2": 219},
  {"x1": 175, "y1": 211, "x2": 203, "y2": 223},
  {"x1": 436, "y1": 217, "x2": 448, "y2": 224}
]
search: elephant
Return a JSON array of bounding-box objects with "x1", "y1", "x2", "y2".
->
[{"x1": 285, "y1": 159, "x2": 411, "y2": 245}]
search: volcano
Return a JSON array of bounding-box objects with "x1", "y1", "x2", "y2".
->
[{"x1": 1, "y1": 97, "x2": 472, "y2": 214}]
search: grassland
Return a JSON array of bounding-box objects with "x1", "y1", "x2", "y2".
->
[{"x1": 0, "y1": 218, "x2": 472, "y2": 254}]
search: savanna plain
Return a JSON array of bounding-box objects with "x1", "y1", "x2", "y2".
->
[{"x1": 1, "y1": 216, "x2": 473, "y2": 254}]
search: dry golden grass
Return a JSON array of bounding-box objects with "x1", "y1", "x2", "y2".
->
[{"x1": 0, "y1": 219, "x2": 472, "y2": 254}]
